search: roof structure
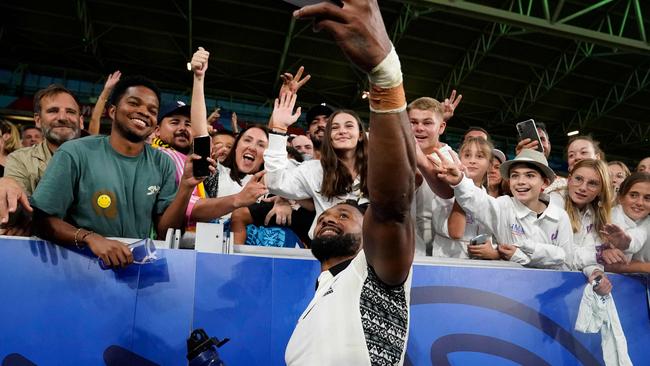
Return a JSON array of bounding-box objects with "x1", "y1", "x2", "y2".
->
[{"x1": 1, "y1": 0, "x2": 649, "y2": 162}]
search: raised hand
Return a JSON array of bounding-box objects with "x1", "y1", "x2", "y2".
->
[
  {"x1": 234, "y1": 171, "x2": 269, "y2": 208},
  {"x1": 191, "y1": 47, "x2": 210, "y2": 78},
  {"x1": 293, "y1": 0, "x2": 392, "y2": 72},
  {"x1": 442, "y1": 89, "x2": 462, "y2": 121},
  {"x1": 434, "y1": 149, "x2": 464, "y2": 186},
  {"x1": 601, "y1": 223, "x2": 632, "y2": 250},
  {"x1": 270, "y1": 92, "x2": 302, "y2": 130},
  {"x1": 207, "y1": 108, "x2": 220, "y2": 125},
  {"x1": 280, "y1": 66, "x2": 311, "y2": 96},
  {"x1": 104, "y1": 70, "x2": 122, "y2": 91}
]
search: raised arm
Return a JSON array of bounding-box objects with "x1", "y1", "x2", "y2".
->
[
  {"x1": 295, "y1": 0, "x2": 416, "y2": 285},
  {"x1": 88, "y1": 71, "x2": 121, "y2": 135},
  {"x1": 190, "y1": 47, "x2": 210, "y2": 138}
]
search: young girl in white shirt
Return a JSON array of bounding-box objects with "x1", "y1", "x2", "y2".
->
[
  {"x1": 551, "y1": 159, "x2": 616, "y2": 287},
  {"x1": 430, "y1": 137, "x2": 495, "y2": 259},
  {"x1": 606, "y1": 172, "x2": 650, "y2": 273}
]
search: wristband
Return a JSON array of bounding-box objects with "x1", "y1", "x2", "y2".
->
[{"x1": 367, "y1": 45, "x2": 406, "y2": 113}]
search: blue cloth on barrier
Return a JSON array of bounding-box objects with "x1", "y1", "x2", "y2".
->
[{"x1": 245, "y1": 225, "x2": 303, "y2": 248}]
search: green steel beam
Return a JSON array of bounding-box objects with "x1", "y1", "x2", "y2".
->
[
  {"x1": 434, "y1": 22, "x2": 511, "y2": 100},
  {"x1": 410, "y1": 0, "x2": 650, "y2": 53},
  {"x1": 272, "y1": 17, "x2": 297, "y2": 93},
  {"x1": 75, "y1": 0, "x2": 102, "y2": 66},
  {"x1": 556, "y1": 0, "x2": 614, "y2": 25},
  {"x1": 561, "y1": 66, "x2": 650, "y2": 141},
  {"x1": 493, "y1": 37, "x2": 596, "y2": 125}
]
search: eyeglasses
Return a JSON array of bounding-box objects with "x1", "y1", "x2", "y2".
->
[{"x1": 569, "y1": 175, "x2": 601, "y2": 191}]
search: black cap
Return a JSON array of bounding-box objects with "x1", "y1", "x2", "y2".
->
[
  {"x1": 158, "y1": 101, "x2": 190, "y2": 123},
  {"x1": 305, "y1": 103, "x2": 334, "y2": 126}
]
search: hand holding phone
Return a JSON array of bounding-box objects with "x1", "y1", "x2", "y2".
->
[
  {"x1": 469, "y1": 233, "x2": 490, "y2": 246},
  {"x1": 516, "y1": 119, "x2": 544, "y2": 154},
  {"x1": 193, "y1": 135, "x2": 212, "y2": 177}
]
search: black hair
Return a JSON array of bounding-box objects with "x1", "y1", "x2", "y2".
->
[
  {"x1": 509, "y1": 162, "x2": 548, "y2": 181},
  {"x1": 336, "y1": 199, "x2": 369, "y2": 215},
  {"x1": 109, "y1": 75, "x2": 161, "y2": 107},
  {"x1": 287, "y1": 146, "x2": 304, "y2": 163},
  {"x1": 535, "y1": 121, "x2": 548, "y2": 136},
  {"x1": 464, "y1": 126, "x2": 490, "y2": 139}
]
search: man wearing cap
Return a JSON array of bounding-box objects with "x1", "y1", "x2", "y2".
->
[
  {"x1": 151, "y1": 101, "x2": 193, "y2": 183},
  {"x1": 305, "y1": 103, "x2": 333, "y2": 160},
  {"x1": 1, "y1": 85, "x2": 84, "y2": 235}
]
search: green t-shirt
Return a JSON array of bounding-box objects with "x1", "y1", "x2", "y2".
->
[{"x1": 31, "y1": 135, "x2": 177, "y2": 238}]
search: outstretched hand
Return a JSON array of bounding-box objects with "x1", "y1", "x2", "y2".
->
[
  {"x1": 601, "y1": 223, "x2": 631, "y2": 250},
  {"x1": 191, "y1": 47, "x2": 210, "y2": 78},
  {"x1": 270, "y1": 92, "x2": 302, "y2": 130},
  {"x1": 104, "y1": 71, "x2": 122, "y2": 91},
  {"x1": 442, "y1": 89, "x2": 462, "y2": 121},
  {"x1": 280, "y1": 66, "x2": 311, "y2": 96},
  {"x1": 433, "y1": 149, "x2": 465, "y2": 186},
  {"x1": 293, "y1": 0, "x2": 391, "y2": 72}
]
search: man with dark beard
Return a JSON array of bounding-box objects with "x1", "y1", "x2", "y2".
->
[
  {"x1": 30, "y1": 76, "x2": 206, "y2": 268},
  {"x1": 305, "y1": 103, "x2": 332, "y2": 160},
  {"x1": 283, "y1": 0, "x2": 416, "y2": 364},
  {"x1": 1, "y1": 85, "x2": 83, "y2": 235}
]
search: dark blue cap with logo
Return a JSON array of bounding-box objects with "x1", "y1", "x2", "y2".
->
[{"x1": 158, "y1": 101, "x2": 190, "y2": 123}]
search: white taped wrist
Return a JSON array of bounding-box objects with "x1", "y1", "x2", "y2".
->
[{"x1": 368, "y1": 45, "x2": 403, "y2": 89}]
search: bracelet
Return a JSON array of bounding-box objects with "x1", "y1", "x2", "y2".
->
[
  {"x1": 74, "y1": 228, "x2": 95, "y2": 249},
  {"x1": 269, "y1": 127, "x2": 287, "y2": 136}
]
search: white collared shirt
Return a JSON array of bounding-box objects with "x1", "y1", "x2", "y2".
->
[{"x1": 453, "y1": 176, "x2": 573, "y2": 269}]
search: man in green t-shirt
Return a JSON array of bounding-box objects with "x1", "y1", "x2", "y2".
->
[{"x1": 31, "y1": 76, "x2": 206, "y2": 268}]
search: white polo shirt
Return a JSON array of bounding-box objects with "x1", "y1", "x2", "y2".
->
[
  {"x1": 285, "y1": 251, "x2": 412, "y2": 366},
  {"x1": 453, "y1": 176, "x2": 573, "y2": 269}
]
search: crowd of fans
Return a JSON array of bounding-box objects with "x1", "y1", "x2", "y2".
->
[{"x1": 1, "y1": 45, "x2": 649, "y2": 297}]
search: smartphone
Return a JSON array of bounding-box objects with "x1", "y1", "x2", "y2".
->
[
  {"x1": 193, "y1": 135, "x2": 211, "y2": 177},
  {"x1": 469, "y1": 234, "x2": 490, "y2": 246},
  {"x1": 516, "y1": 119, "x2": 544, "y2": 154},
  {"x1": 283, "y1": 0, "x2": 343, "y2": 7}
]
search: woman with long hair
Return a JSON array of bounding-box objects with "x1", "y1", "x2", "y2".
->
[
  {"x1": 431, "y1": 137, "x2": 496, "y2": 259},
  {"x1": 550, "y1": 158, "x2": 620, "y2": 293},
  {"x1": 605, "y1": 172, "x2": 650, "y2": 273},
  {"x1": 264, "y1": 92, "x2": 368, "y2": 236}
]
